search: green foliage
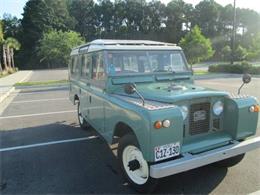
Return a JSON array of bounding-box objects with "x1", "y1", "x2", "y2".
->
[
  {"x1": 37, "y1": 30, "x2": 84, "y2": 68},
  {"x1": 5, "y1": 37, "x2": 21, "y2": 50},
  {"x1": 0, "y1": 20, "x2": 4, "y2": 44},
  {"x1": 3, "y1": 0, "x2": 260, "y2": 69},
  {"x1": 234, "y1": 45, "x2": 248, "y2": 61},
  {"x1": 221, "y1": 45, "x2": 232, "y2": 61},
  {"x1": 2, "y1": 14, "x2": 21, "y2": 38},
  {"x1": 247, "y1": 33, "x2": 260, "y2": 60},
  {"x1": 193, "y1": 0, "x2": 222, "y2": 37},
  {"x1": 208, "y1": 62, "x2": 260, "y2": 75},
  {"x1": 179, "y1": 25, "x2": 214, "y2": 64},
  {"x1": 68, "y1": 0, "x2": 96, "y2": 40},
  {"x1": 166, "y1": 0, "x2": 193, "y2": 43},
  {"x1": 19, "y1": 0, "x2": 75, "y2": 68}
]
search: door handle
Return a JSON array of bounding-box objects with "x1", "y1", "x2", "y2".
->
[{"x1": 89, "y1": 95, "x2": 92, "y2": 103}]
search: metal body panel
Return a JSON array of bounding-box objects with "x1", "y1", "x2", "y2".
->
[{"x1": 150, "y1": 136, "x2": 260, "y2": 178}]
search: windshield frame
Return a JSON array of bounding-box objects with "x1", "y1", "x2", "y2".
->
[{"x1": 104, "y1": 49, "x2": 191, "y2": 77}]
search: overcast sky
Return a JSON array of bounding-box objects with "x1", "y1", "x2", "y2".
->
[{"x1": 0, "y1": 0, "x2": 259, "y2": 19}]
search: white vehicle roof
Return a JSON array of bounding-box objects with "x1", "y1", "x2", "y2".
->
[{"x1": 71, "y1": 39, "x2": 182, "y2": 55}]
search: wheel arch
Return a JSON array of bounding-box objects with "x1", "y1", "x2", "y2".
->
[{"x1": 113, "y1": 122, "x2": 138, "y2": 144}]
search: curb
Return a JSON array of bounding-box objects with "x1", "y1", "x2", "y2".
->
[
  {"x1": 15, "y1": 83, "x2": 69, "y2": 90},
  {"x1": 0, "y1": 71, "x2": 33, "y2": 104}
]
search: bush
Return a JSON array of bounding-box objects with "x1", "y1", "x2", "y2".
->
[{"x1": 208, "y1": 62, "x2": 260, "y2": 75}]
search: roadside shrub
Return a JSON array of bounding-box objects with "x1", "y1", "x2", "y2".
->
[
  {"x1": 208, "y1": 62, "x2": 260, "y2": 75},
  {"x1": 7, "y1": 68, "x2": 16, "y2": 74}
]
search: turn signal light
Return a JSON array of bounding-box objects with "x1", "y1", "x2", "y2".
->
[
  {"x1": 249, "y1": 105, "x2": 260, "y2": 112},
  {"x1": 154, "y1": 121, "x2": 162, "y2": 129}
]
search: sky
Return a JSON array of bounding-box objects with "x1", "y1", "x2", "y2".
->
[{"x1": 0, "y1": 0, "x2": 260, "y2": 19}]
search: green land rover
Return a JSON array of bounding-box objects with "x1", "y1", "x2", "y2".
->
[{"x1": 69, "y1": 39, "x2": 260, "y2": 192}]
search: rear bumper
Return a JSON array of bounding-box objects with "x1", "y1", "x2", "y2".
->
[{"x1": 150, "y1": 136, "x2": 260, "y2": 178}]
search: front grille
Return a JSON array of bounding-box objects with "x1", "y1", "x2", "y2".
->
[{"x1": 189, "y1": 102, "x2": 210, "y2": 135}]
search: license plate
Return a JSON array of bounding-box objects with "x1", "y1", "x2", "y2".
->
[
  {"x1": 154, "y1": 142, "x2": 180, "y2": 162},
  {"x1": 193, "y1": 110, "x2": 206, "y2": 122}
]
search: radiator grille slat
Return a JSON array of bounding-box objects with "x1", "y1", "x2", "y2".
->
[{"x1": 189, "y1": 102, "x2": 210, "y2": 135}]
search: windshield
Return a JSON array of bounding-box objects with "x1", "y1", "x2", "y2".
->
[{"x1": 106, "y1": 50, "x2": 188, "y2": 76}]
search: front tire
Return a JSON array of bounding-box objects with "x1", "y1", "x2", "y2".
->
[
  {"x1": 214, "y1": 154, "x2": 245, "y2": 167},
  {"x1": 77, "y1": 102, "x2": 90, "y2": 130},
  {"x1": 118, "y1": 134, "x2": 158, "y2": 193}
]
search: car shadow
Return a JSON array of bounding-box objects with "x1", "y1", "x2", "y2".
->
[{"x1": 0, "y1": 122, "x2": 227, "y2": 194}]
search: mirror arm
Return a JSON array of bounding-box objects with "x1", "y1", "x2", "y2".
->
[
  {"x1": 135, "y1": 90, "x2": 145, "y2": 106},
  {"x1": 238, "y1": 83, "x2": 245, "y2": 95}
]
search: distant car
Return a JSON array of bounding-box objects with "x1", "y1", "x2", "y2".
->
[{"x1": 69, "y1": 39, "x2": 260, "y2": 192}]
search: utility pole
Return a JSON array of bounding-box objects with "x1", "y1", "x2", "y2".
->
[{"x1": 231, "y1": 0, "x2": 237, "y2": 65}]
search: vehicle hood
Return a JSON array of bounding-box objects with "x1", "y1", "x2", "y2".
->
[{"x1": 113, "y1": 82, "x2": 229, "y2": 104}]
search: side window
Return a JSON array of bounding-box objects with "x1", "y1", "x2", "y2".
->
[
  {"x1": 70, "y1": 57, "x2": 75, "y2": 74},
  {"x1": 81, "y1": 54, "x2": 91, "y2": 79},
  {"x1": 71, "y1": 56, "x2": 80, "y2": 75},
  {"x1": 92, "y1": 52, "x2": 105, "y2": 80}
]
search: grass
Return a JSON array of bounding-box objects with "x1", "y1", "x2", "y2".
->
[
  {"x1": 193, "y1": 70, "x2": 209, "y2": 75},
  {"x1": 15, "y1": 79, "x2": 68, "y2": 86},
  {"x1": 0, "y1": 68, "x2": 18, "y2": 78}
]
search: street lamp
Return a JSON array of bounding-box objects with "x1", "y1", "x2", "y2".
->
[{"x1": 231, "y1": 0, "x2": 237, "y2": 65}]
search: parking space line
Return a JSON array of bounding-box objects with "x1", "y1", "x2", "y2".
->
[
  {"x1": 0, "y1": 110, "x2": 76, "y2": 119},
  {"x1": 12, "y1": 98, "x2": 69, "y2": 104},
  {"x1": 0, "y1": 136, "x2": 98, "y2": 152}
]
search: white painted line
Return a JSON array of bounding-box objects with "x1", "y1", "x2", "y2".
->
[
  {"x1": 0, "y1": 110, "x2": 76, "y2": 119},
  {"x1": 16, "y1": 90, "x2": 68, "y2": 96},
  {"x1": 0, "y1": 136, "x2": 98, "y2": 152},
  {"x1": 12, "y1": 97, "x2": 68, "y2": 104},
  {"x1": 18, "y1": 71, "x2": 33, "y2": 83}
]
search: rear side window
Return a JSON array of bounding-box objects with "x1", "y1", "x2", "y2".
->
[
  {"x1": 92, "y1": 52, "x2": 105, "y2": 80},
  {"x1": 71, "y1": 56, "x2": 80, "y2": 75},
  {"x1": 81, "y1": 54, "x2": 91, "y2": 78}
]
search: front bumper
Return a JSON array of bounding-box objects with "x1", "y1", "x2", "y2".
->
[{"x1": 150, "y1": 136, "x2": 260, "y2": 178}]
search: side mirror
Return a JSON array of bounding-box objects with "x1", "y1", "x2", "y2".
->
[
  {"x1": 124, "y1": 83, "x2": 145, "y2": 106},
  {"x1": 124, "y1": 83, "x2": 136, "y2": 95},
  {"x1": 242, "y1": 73, "x2": 251, "y2": 84},
  {"x1": 238, "y1": 74, "x2": 252, "y2": 94}
]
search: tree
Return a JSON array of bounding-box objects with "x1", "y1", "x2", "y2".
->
[
  {"x1": 5, "y1": 38, "x2": 21, "y2": 68},
  {"x1": 221, "y1": 45, "x2": 232, "y2": 61},
  {"x1": 179, "y1": 25, "x2": 214, "y2": 65},
  {"x1": 234, "y1": 45, "x2": 248, "y2": 61},
  {"x1": 19, "y1": 0, "x2": 75, "y2": 68},
  {"x1": 68, "y1": 0, "x2": 97, "y2": 40},
  {"x1": 166, "y1": 0, "x2": 193, "y2": 43},
  {"x1": 2, "y1": 14, "x2": 21, "y2": 38},
  {"x1": 0, "y1": 21, "x2": 4, "y2": 72},
  {"x1": 193, "y1": 0, "x2": 222, "y2": 37},
  {"x1": 37, "y1": 30, "x2": 84, "y2": 68}
]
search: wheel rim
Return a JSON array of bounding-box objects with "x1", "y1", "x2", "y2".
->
[
  {"x1": 78, "y1": 105, "x2": 84, "y2": 125},
  {"x1": 122, "y1": 145, "x2": 149, "y2": 185}
]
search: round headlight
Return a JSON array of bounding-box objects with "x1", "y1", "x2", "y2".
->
[
  {"x1": 213, "y1": 101, "x2": 224, "y2": 116},
  {"x1": 180, "y1": 106, "x2": 188, "y2": 120}
]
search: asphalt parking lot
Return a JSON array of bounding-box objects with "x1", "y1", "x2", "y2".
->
[{"x1": 0, "y1": 71, "x2": 260, "y2": 194}]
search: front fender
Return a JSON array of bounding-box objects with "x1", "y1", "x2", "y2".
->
[
  {"x1": 104, "y1": 95, "x2": 151, "y2": 160},
  {"x1": 224, "y1": 95, "x2": 259, "y2": 139}
]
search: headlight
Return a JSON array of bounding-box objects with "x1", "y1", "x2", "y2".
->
[
  {"x1": 180, "y1": 106, "x2": 188, "y2": 120},
  {"x1": 213, "y1": 101, "x2": 224, "y2": 116}
]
